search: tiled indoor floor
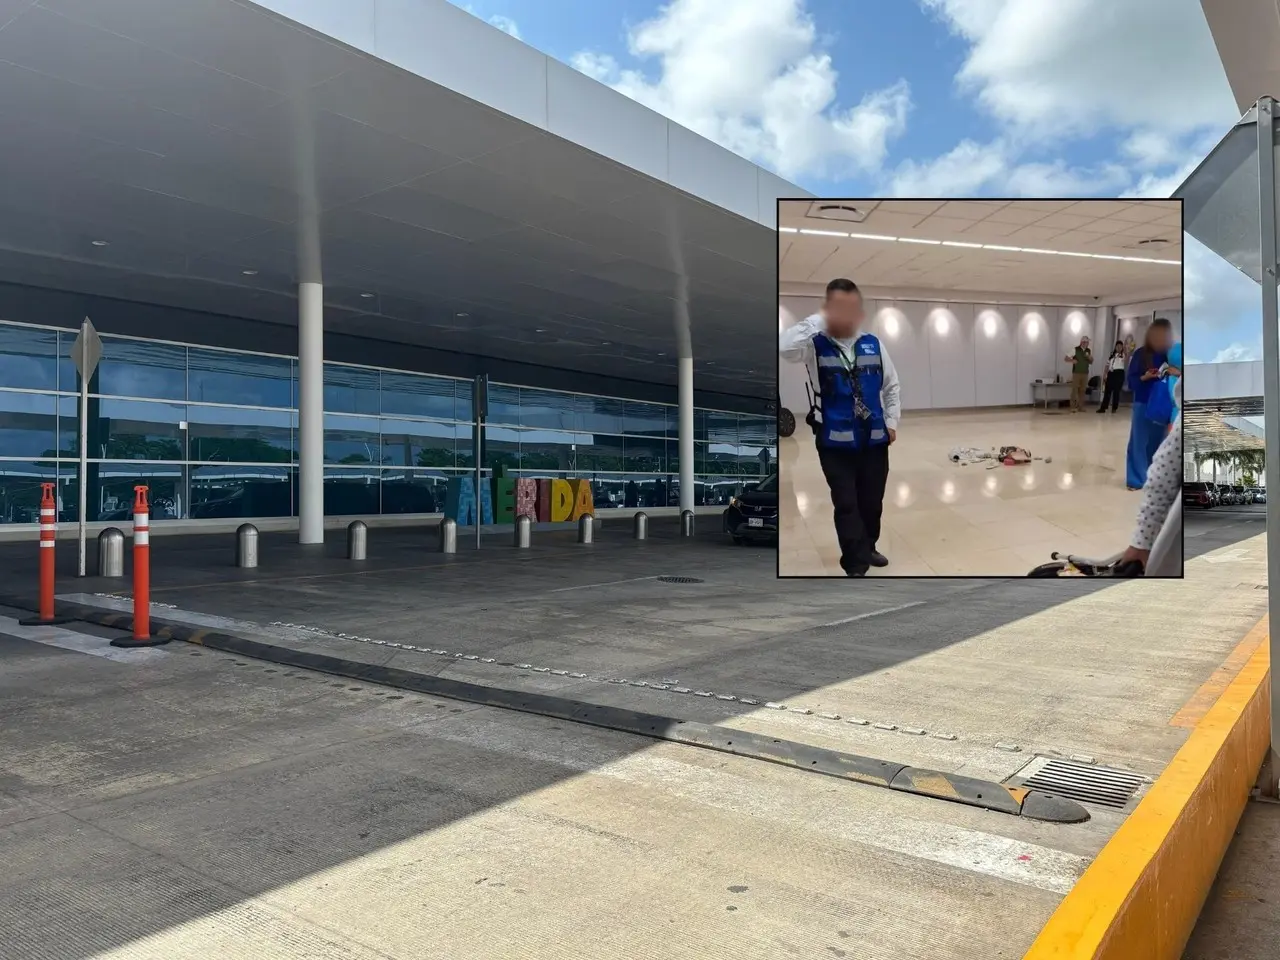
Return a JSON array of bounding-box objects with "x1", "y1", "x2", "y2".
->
[{"x1": 779, "y1": 405, "x2": 1145, "y2": 576}]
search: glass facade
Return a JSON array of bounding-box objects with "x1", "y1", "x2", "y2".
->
[{"x1": 0, "y1": 320, "x2": 776, "y2": 524}]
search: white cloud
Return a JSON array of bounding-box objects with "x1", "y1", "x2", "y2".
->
[
  {"x1": 887, "y1": 138, "x2": 1130, "y2": 197},
  {"x1": 921, "y1": 0, "x2": 1238, "y2": 137},
  {"x1": 488, "y1": 14, "x2": 520, "y2": 38},
  {"x1": 570, "y1": 0, "x2": 911, "y2": 181},
  {"x1": 1213, "y1": 343, "x2": 1261, "y2": 363}
]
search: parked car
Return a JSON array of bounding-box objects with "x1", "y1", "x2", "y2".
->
[
  {"x1": 1248, "y1": 486, "x2": 1267, "y2": 504},
  {"x1": 723, "y1": 474, "x2": 778, "y2": 544},
  {"x1": 1212, "y1": 483, "x2": 1236, "y2": 505},
  {"x1": 1183, "y1": 482, "x2": 1215, "y2": 509},
  {"x1": 1231, "y1": 485, "x2": 1249, "y2": 505}
]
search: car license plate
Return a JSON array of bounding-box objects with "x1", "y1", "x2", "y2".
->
[{"x1": 748, "y1": 517, "x2": 764, "y2": 528}]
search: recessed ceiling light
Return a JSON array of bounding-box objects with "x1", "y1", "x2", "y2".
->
[
  {"x1": 789, "y1": 231, "x2": 1179, "y2": 264},
  {"x1": 778, "y1": 226, "x2": 798, "y2": 233},
  {"x1": 847, "y1": 232, "x2": 897, "y2": 241},
  {"x1": 898, "y1": 237, "x2": 942, "y2": 245},
  {"x1": 360, "y1": 292, "x2": 375, "y2": 298},
  {"x1": 535, "y1": 327, "x2": 546, "y2": 333},
  {"x1": 941, "y1": 240, "x2": 983, "y2": 249},
  {"x1": 456, "y1": 312, "x2": 468, "y2": 317},
  {"x1": 242, "y1": 269, "x2": 259, "y2": 276},
  {"x1": 799, "y1": 228, "x2": 849, "y2": 238},
  {"x1": 601, "y1": 341, "x2": 611, "y2": 346},
  {"x1": 90, "y1": 239, "x2": 109, "y2": 247}
]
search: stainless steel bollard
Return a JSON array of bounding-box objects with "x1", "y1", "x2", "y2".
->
[
  {"x1": 680, "y1": 509, "x2": 695, "y2": 538},
  {"x1": 514, "y1": 514, "x2": 532, "y2": 549},
  {"x1": 577, "y1": 513, "x2": 594, "y2": 544},
  {"x1": 235, "y1": 523, "x2": 259, "y2": 569},
  {"x1": 346, "y1": 520, "x2": 367, "y2": 561},
  {"x1": 632, "y1": 512, "x2": 648, "y2": 541},
  {"x1": 439, "y1": 517, "x2": 457, "y2": 554},
  {"x1": 97, "y1": 527, "x2": 125, "y2": 577}
]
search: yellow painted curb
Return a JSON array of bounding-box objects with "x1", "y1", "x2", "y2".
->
[{"x1": 1024, "y1": 618, "x2": 1272, "y2": 960}]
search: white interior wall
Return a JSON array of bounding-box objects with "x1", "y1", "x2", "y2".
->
[{"x1": 778, "y1": 297, "x2": 1107, "y2": 412}]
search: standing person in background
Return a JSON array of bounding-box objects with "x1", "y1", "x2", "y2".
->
[
  {"x1": 1064, "y1": 336, "x2": 1093, "y2": 412},
  {"x1": 1097, "y1": 340, "x2": 1127, "y2": 413},
  {"x1": 779, "y1": 278, "x2": 901, "y2": 577},
  {"x1": 1125, "y1": 318, "x2": 1174, "y2": 490}
]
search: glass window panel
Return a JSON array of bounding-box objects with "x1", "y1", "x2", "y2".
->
[
  {"x1": 188, "y1": 347, "x2": 292, "y2": 408},
  {"x1": 700, "y1": 475, "x2": 740, "y2": 507},
  {"x1": 0, "y1": 460, "x2": 64, "y2": 524},
  {"x1": 576, "y1": 395, "x2": 624, "y2": 434},
  {"x1": 623, "y1": 435, "x2": 665, "y2": 473},
  {"x1": 738, "y1": 414, "x2": 774, "y2": 447},
  {"x1": 624, "y1": 401, "x2": 667, "y2": 437},
  {"x1": 666, "y1": 439, "x2": 707, "y2": 475},
  {"x1": 324, "y1": 414, "x2": 380, "y2": 465},
  {"x1": 380, "y1": 371, "x2": 460, "y2": 421},
  {"x1": 93, "y1": 339, "x2": 187, "y2": 401},
  {"x1": 380, "y1": 417, "x2": 459, "y2": 468},
  {"x1": 324, "y1": 364, "x2": 380, "y2": 415},
  {"x1": 380, "y1": 469, "x2": 451, "y2": 514},
  {"x1": 519, "y1": 387, "x2": 576, "y2": 430},
  {"x1": 187, "y1": 404, "x2": 293, "y2": 464},
  {"x1": 574, "y1": 432, "x2": 624, "y2": 472},
  {"x1": 97, "y1": 398, "x2": 185, "y2": 460},
  {"x1": 323, "y1": 466, "x2": 380, "y2": 515},
  {"x1": 0, "y1": 324, "x2": 59, "y2": 391},
  {"x1": 704, "y1": 410, "x2": 740, "y2": 445},
  {"x1": 93, "y1": 463, "x2": 183, "y2": 521},
  {"x1": 487, "y1": 384, "x2": 521, "y2": 426},
  {"x1": 485, "y1": 425, "x2": 522, "y2": 470},
  {"x1": 0, "y1": 390, "x2": 57, "y2": 458},
  {"x1": 191, "y1": 465, "x2": 292, "y2": 519},
  {"x1": 517, "y1": 428, "x2": 578, "y2": 473}
]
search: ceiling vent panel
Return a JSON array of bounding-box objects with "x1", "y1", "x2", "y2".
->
[{"x1": 806, "y1": 201, "x2": 880, "y2": 224}]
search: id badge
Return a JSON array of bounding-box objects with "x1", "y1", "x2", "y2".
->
[{"x1": 854, "y1": 397, "x2": 872, "y2": 421}]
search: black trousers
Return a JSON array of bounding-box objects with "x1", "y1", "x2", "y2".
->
[
  {"x1": 1098, "y1": 369, "x2": 1124, "y2": 412},
  {"x1": 815, "y1": 441, "x2": 889, "y2": 574}
]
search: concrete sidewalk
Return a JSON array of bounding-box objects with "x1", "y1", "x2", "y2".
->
[{"x1": 0, "y1": 518, "x2": 1269, "y2": 958}]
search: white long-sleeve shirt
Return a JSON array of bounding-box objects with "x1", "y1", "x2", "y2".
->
[{"x1": 779, "y1": 313, "x2": 902, "y2": 429}]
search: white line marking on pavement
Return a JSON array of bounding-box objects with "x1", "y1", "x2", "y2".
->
[
  {"x1": 819, "y1": 601, "x2": 926, "y2": 627},
  {"x1": 61, "y1": 594, "x2": 966, "y2": 747},
  {"x1": 0, "y1": 615, "x2": 167, "y2": 662}
]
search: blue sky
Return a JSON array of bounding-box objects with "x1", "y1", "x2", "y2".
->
[{"x1": 456, "y1": 0, "x2": 1260, "y2": 365}]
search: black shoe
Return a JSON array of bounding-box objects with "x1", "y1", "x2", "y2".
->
[
  {"x1": 868, "y1": 551, "x2": 889, "y2": 568},
  {"x1": 845, "y1": 566, "x2": 868, "y2": 578},
  {"x1": 1096, "y1": 408, "x2": 1106, "y2": 413}
]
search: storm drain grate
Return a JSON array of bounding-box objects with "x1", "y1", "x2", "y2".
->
[
  {"x1": 658, "y1": 576, "x2": 705, "y2": 584},
  {"x1": 1011, "y1": 757, "x2": 1147, "y2": 810}
]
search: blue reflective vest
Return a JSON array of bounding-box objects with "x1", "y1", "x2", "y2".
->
[{"x1": 811, "y1": 332, "x2": 889, "y2": 449}]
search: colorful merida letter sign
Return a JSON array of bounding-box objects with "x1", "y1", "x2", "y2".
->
[{"x1": 444, "y1": 476, "x2": 594, "y2": 524}]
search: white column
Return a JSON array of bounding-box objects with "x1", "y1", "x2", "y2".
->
[
  {"x1": 678, "y1": 357, "x2": 694, "y2": 513},
  {"x1": 298, "y1": 282, "x2": 324, "y2": 544}
]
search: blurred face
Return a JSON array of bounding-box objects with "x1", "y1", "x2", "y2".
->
[
  {"x1": 1148, "y1": 325, "x2": 1173, "y2": 353},
  {"x1": 1081, "y1": 337, "x2": 1090, "y2": 349},
  {"x1": 824, "y1": 289, "x2": 865, "y2": 338}
]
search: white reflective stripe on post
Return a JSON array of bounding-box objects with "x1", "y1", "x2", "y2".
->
[
  {"x1": 40, "y1": 509, "x2": 55, "y2": 518},
  {"x1": 134, "y1": 513, "x2": 148, "y2": 527},
  {"x1": 39, "y1": 540, "x2": 55, "y2": 548},
  {"x1": 134, "y1": 531, "x2": 150, "y2": 546},
  {"x1": 39, "y1": 524, "x2": 56, "y2": 533}
]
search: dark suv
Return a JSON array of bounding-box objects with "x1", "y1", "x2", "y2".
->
[
  {"x1": 723, "y1": 474, "x2": 779, "y2": 544},
  {"x1": 1182, "y1": 481, "x2": 1214, "y2": 509}
]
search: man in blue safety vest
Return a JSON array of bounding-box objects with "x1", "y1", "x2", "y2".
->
[{"x1": 780, "y1": 278, "x2": 901, "y2": 577}]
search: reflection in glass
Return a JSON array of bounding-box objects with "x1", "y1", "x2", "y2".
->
[
  {"x1": 380, "y1": 371, "x2": 461, "y2": 421},
  {"x1": 0, "y1": 325, "x2": 59, "y2": 391},
  {"x1": 487, "y1": 384, "x2": 522, "y2": 426},
  {"x1": 577, "y1": 395, "x2": 624, "y2": 434},
  {"x1": 381, "y1": 469, "x2": 451, "y2": 514},
  {"x1": 485, "y1": 425, "x2": 522, "y2": 470},
  {"x1": 624, "y1": 401, "x2": 667, "y2": 437},
  {"x1": 520, "y1": 388, "x2": 577, "y2": 430},
  {"x1": 519, "y1": 429, "x2": 577, "y2": 473},
  {"x1": 93, "y1": 463, "x2": 183, "y2": 521},
  {"x1": 188, "y1": 404, "x2": 292, "y2": 463},
  {"x1": 96, "y1": 340, "x2": 188, "y2": 401},
  {"x1": 379, "y1": 418, "x2": 458, "y2": 468},
  {"x1": 191, "y1": 465, "x2": 291, "y2": 519},
  {"x1": 324, "y1": 414, "x2": 380, "y2": 465},
  {"x1": 324, "y1": 466, "x2": 380, "y2": 515},
  {"x1": 324, "y1": 365, "x2": 380, "y2": 415},
  {"x1": 623, "y1": 435, "x2": 664, "y2": 473},
  {"x1": 188, "y1": 348, "x2": 292, "y2": 408},
  {"x1": 574, "y1": 433, "x2": 624, "y2": 473},
  {"x1": 0, "y1": 390, "x2": 57, "y2": 458},
  {"x1": 0, "y1": 460, "x2": 63, "y2": 524},
  {"x1": 98, "y1": 398, "x2": 185, "y2": 460}
]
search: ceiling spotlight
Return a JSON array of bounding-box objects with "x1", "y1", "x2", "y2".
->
[
  {"x1": 241, "y1": 269, "x2": 259, "y2": 276},
  {"x1": 456, "y1": 312, "x2": 468, "y2": 317},
  {"x1": 535, "y1": 327, "x2": 546, "y2": 333},
  {"x1": 90, "y1": 239, "x2": 109, "y2": 247},
  {"x1": 360, "y1": 292, "x2": 376, "y2": 299}
]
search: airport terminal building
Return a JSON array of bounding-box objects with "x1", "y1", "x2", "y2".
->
[{"x1": 0, "y1": 0, "x2": 802, "y2": 538}]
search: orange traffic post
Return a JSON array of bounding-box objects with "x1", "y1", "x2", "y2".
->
[
  {"x1": 110, "y1": 486, "x2": 168, "y2": 648},
  {"x1": 18, "y1": 483, "x2": 72, "y2": 626}
]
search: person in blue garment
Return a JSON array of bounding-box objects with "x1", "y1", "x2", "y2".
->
[
  {"x1": 1165, "y1": 341, "x2": 1182, "y2": 430},
  {"x1": 1125, "y1": 318, "x2": 1174, "y2": 489}
]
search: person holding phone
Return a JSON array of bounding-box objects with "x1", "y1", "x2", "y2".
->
[
  {"x1": 779, "y1": 278, "x2": 901, "y2": 577},
  {"x1": 1064, "y1": 336, "x2": 1092, "y2": 412},
  {"x1": 1124, "y1": 318, "x2": 1173, "y2": 489},
  {"x1": 1097, "y1": 340, "x2": 1127, "y2": 413}
]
